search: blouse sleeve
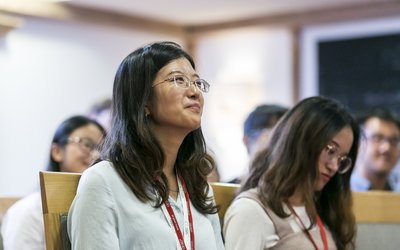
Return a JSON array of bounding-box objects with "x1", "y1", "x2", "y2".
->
[
  {"x1": 67, "y1": 168, "x2": 119, "y2": 250},
  {"x1": 223, "y1": 197, "x2": 279, "y2": 250},
  {"x1": 207, "y1": 185, "x2": 225, "y2": 250},
  {"x1": 1, "y1": 193, "x2": 45, "y2": 250}
]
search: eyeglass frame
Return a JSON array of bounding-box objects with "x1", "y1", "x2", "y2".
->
[
  {"x1": 323, "y1": 144, "x2": 353, "y2": 174},
  {"x1": 366, "y1": 133, "x2": 400, "y2": 149},
  {"x1": 152, "y1": 74, "x2": 210, "y2": 93},
  {"x1": 67, "y1": 137, "x2": 99, "y2": 155}
]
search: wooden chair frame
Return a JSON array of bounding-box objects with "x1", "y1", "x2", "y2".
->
[
  {"x1": 40, "y1": 171, "x2": 81, "y2": 250},
  {"x1": 210, "y1": 182, "x2": 240, "y2": 222},
  {"x1": 353, "y1": 191, "x2": 400, "y2": 223},
  {"x1": 352, "y1": 191, "x2": 400, "y2": 250}
]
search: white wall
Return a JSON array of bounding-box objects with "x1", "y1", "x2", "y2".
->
[
  {"x1": 0, "y1": 18, "x2": 183, "y2": 196},
  {"x1": 0, "y1": 19, "x2": 296, "y2": 195},
  {"x1": 196, "y1": 27, "x2": 294, "y2": 182}
]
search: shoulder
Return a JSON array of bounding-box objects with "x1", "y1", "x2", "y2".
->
[
  {"x1": 78, "y1": 161, "x2": 118, "y2": 190},
  {"x1": 224, "y1": 189, "x2": 274, "y2": 228},
  {"x1": 226, "y1": 189, "x2": 269, "y2": 218},
  {"x1": 3, "y1": 192, "x2": 42, "y2": 220},
  {"x1": 74, "y1": 160, "x2": 137, "y2": 206},
  {"x1": 223, "y1": 189, "x2": 278, "y2": 250},
  {"x1": 350, "y1": 169, "x2": 371, "y2": 191},
  {"x1": 82, "y1": 160, "x2": 116, "y2": 178},
  {"x1": 1, "y1": 192, "x2": 43, "y2": 237}
]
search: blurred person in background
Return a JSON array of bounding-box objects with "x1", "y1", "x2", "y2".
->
[
  {"x1": 229, "y1": 104, "x2": 288, "y2": 184},
  {"x1": 1, "y1": 115, "x2": 105, "y2": 250},
  {"x1": 351, "y1": 108, "x2": 400, "y2": 191}
]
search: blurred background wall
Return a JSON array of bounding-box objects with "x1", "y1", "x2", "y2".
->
[
  {"x1": 0, "y1": 17, "x2": 183, "y2": 195},
  {"x1": 1, "y1": 0, "x2": 400, "y2": 195}
]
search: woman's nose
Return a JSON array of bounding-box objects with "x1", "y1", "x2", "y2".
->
[
  {"x1": 187, "y1": 83, "x2": 201, "y2": 99},
  {"x1": 327, "y1": 158, "x2": 339, "y2": 172}
]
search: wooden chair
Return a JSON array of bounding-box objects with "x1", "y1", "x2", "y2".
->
[
  {"x1": 0, "y1": 196, "x2": 20, "y2": 224},
  {"x1": 352, "y1": 191, "x2": 400, "y2": 250},
  {"x1": 210, "y1": 182, "x2": 240, "y2": 222},
  {"x1": 40, "y1": 171, "x2": 81, "y2": 250}
]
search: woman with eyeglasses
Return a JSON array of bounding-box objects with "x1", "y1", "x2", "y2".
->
[
  {"x1": 67, "y1": 42, "x2": 224, "y2": 250},
  {"x1": 1, "y1": 115, "x2": 105, "y2": 250},
  {"x1": 223, "y1": 96, "x2": 360, "y2": 250}
]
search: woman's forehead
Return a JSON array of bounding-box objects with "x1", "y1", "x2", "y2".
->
[{"x1": 157, "y1": 58, "x2": 195, "y2": 77}]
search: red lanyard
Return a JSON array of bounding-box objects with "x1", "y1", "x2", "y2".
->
[
  {"x1": 163, "y1": 175, "x2": 195, "y2": 250},
  {"x1": 316, "y1": 215, "x2": 328, "y2": 250},
  {"x1": 288, "y1": 203, "x2": 328, "y2": 250}
]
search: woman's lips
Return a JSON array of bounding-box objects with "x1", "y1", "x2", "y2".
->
[
  {"x1": 321, "y1": 173, "x2": 331, "y2": 183},
  {"x1": 186, "y1": 103, "x2": 201, "y2": 113}
]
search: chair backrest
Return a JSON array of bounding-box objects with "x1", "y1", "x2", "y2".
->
[
  {"x1": 210, "y1": 182, "x2": 240, "y2": 222},
  {"x1": 0, "y1": 196, "x2": 20, "y2": 224},
  {"x1": 40, "y1": 171, "x2": 81, "y2": 250},
  {"x1": 210, "y1": 185, "x2": 400, "y2": 250},
  {"x1": 353, "y1": 191, "x2": 400, "y2": 223},
  {"x1": 352, "y1": 191, "x2": 400, "y2": 250}
]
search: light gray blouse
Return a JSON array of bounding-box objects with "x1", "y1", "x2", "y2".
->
[{"x1": 67, "y1": 161, "x2": 224, "y2": 250}]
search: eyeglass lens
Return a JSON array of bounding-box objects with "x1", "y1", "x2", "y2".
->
[
  {"x1": 172, "y1": 75, "x2": 209, "y2": 92},
  {"x1": 326, "y1": 145, "x2": 352, "y2": 174},
  {"x1": 69, "y1": 137, "x2": 97, "y2": 153},
  {"x1": 369, "y1": 134, "x2": 400, "y2": 147}
]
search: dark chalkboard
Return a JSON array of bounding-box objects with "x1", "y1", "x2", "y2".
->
[{"x1": 318, "y1": 33, "x2": 400, "y2": 115}]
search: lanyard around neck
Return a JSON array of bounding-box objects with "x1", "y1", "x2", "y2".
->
[
  {"x1": 287, "y1": 203, "x2": 328, "y2": 250},
  {"x1": 161, "y1": 174, "x2": 195, "y2": 250}
]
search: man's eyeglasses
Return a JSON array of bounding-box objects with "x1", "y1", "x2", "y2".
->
[
  {"x1": 324, "y1": 144, "x2": 352, "y2": 174},
  {"x1": 367, "y1": 134, "x2": 400, "y2": 148},
  {"x1": 152, "y1": 74, "x2": 210, "y2": 93},
  {"x1": 68, "y1": 137, "x2": 99, "y2": 155}
]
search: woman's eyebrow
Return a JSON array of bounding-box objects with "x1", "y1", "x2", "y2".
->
[
  {"x1": 330, "y1": 140, "x2": 340, "y2": 148},
  {"x1": 331, "y1": 139, "x2": 351, "y2": 155},
  {"x1": 166, "y1": 70, "x2": 199, "y2": 78}
]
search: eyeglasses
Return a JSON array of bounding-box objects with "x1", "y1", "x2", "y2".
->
[
  {"x1": 367, "y1": 134, "x2": 400, "y2": 148},
  {"x1": 247, "y1": 128, "x2": 272, "y2": 141},
  {"x1": 152, "y1": 74, "x2": 210, "y2": 93},
  {"x1": 324, "y1": 144, "x2": 352, "y2": 174},
  {"x1": 67, "y1": 137, "x2": 99, "y2": 155}
]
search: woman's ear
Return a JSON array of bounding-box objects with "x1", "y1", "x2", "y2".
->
[
  {"x1": 51, "y1": 143, "x2": 64, "y2": 163},
  {"x1": 144, "y1": 105, "x2": 151, "y2": 117}
]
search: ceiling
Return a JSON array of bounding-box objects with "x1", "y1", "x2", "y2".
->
[
  {"x1": 64, "y1": 0, "x2": 383, "y2": 26},
  {"x1": 0, "y1": 0, "x2": 398, "y2": 33}
]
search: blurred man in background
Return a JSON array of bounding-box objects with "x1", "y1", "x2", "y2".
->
[
  {"x1": 229, "y1": 104, "x2": 288, "y2": 184},
  {"x1": 351, "y1": 108, "x2": 400, "y2": 191}
]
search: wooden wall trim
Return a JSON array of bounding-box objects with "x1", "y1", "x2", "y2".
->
[
  {"x1": 0, "y1": 0, "x2": 400, "y2": 36},
  {"x1": 2, "y1": 1, "x2": 400, "y2": 37},
  {"x1": 291, "y1": 27, "x2": 300, "y2": 104},
  {"x1": 184, "y1": 1, "x2": 400, "y2": 35},
  {"x1": 0, "y1": 1, "x2": 185, "y2": 37},
  {"x1": 2, "y1": 1, "x2": 400, "y2": 38},
  {"x1": 0, "y1": 14, "x2": 24, "y2": 36}
]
